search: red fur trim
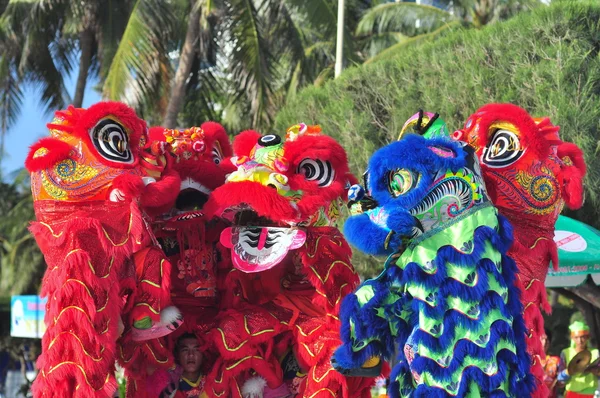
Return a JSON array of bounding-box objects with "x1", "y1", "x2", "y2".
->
[
  {"x1": 202, "y1": 121, "x2": 233, "y2": 158},
  {"x1": 285, "y1": 135, "x2": 350, "y2": 177},
  {"x1": 233, "y1": 130, "x2": 261, "y2": 156},
  {"x1": 148, "y1": 126, "x2": 167, "y2": 142},
  {"x1": 557, "y1": 142, "x2": 586, "y2": 209},
  {"x1": 284, "y1": 134, "x2": 352, "y2": 218},
  {"x1": 51, "y1": 102, "x2": 147, "y2": 169},
  {"x1": 204, "y1": 181, "x2": 298, "y2": 221},
  {"x1": 471, "y1": 103, "x2": 549, "y2": 159},
  {"x1": 25, "y1": 137, "x2": 73, "y2": 172},
  {"x1": 111, "y1": 174, "x2": 146, "y2": 201},
  {"x1": 173, "y1": 158, "x2": 229, "y2": 191},
  {"x1": 139, "y1": 168, "x2": 181, "y2": 216}
]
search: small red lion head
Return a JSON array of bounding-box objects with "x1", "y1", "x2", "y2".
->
[
  {"x1": 149, "y1": 122, "x2": 235, "y2": 217},
  {"x1": 204, "y1": 123, "x2": 356, "y2": 273}
]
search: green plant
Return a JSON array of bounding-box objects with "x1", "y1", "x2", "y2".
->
[{"x1": 275, "y1": 0, "x2": 600, "y2": 275}]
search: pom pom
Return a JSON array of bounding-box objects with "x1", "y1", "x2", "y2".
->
[{"x1": 242, "y1": 376, "x2": 267, "y2": 398}]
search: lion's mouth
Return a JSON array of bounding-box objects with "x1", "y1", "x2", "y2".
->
[
  {"x1": 220, "y1": 208, "x2": 306, "y2": 273},
  {"x1": 175, "y1": 178, "x2": 212, "y2": 212}
]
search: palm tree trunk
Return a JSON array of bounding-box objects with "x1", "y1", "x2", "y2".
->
[
  {"x1": 162, "y1": 3, "x2": 201, "y2": 129},
  {"x1": 73, "y1": 28, "x2": 94, "y2": 108}
]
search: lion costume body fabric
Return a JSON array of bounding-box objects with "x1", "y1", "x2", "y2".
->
[
  {"x1": 148, "y1": 123, "x2": 235, "y2": 321},
  {"x1": 333, "y1": 131, "x2": 534, "y2": 397},
  {"x1": 26, "y1": 102, "x2": 180, "y2": 398},
  {"x1": 201, "y1": 124, "x2": 375, "y2": 398},
  {"x1": 454, "y1": 104, "x2": 586, "y2": 396}
]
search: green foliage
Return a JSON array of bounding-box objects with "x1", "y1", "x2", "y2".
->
[
  {"x1": 544, "y1": 295, "x2": 578, "y2": 355},
  {"x1": 275, "y1": 0, "x2": 600, "y2": 276},
  {"x1": 0, "y1": 170, "x2": 44, "y2": 298}
]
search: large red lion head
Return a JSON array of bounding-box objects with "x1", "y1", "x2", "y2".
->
[
  {"x1": 204, "y1": 124, "x2": 356, "y2": 273},
  {"x1": 25, "y1": 102, "x2": 154, "y2": 203},
  {"x1": 453, "y1": 103, "x2": 586, "y2": 220}
]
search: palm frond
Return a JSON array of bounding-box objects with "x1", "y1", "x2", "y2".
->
[
  {"x1": 102, "y1": 0, "x2": 176, "y2": 105},
  {"x1": 283, "y1": 0, "x2": 338, "y2": 37},
  {"x1": 183, "y1": 56, "x2": 225, "y2": 125},
  {"x1": 96, "y1": 0, "x2": 134, "y2": 76},
  {"x1": 0, "y1": 57, "x2": 23, "y2": 151},
  {"x1": 19, "y1": 16, "x2": 70, "y2": 112},
  {"x1": 226, "y1": 0, "x2": 275, "y2": 127},
  {"x1": 0, "y1": 192, "x2": 44, "y2": 296},
  {"x1": 357, "y1": 2, "x2": 454, "y2": 37},
  {"x1": 365, "y1": 20, "x2": 461, "y2": 64},
  {"x1": 361, "y1": 31, "x2": 408, "y2": 59}
]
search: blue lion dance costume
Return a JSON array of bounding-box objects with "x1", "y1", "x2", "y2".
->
[{"x1": 332, "y1": 113, "x2": 534, "y2": 397}]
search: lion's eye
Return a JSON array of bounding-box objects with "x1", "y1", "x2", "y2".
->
[
  {"x1": 482, "y1": 128, "x2": 523, "y2": 168},
  {"x1": 212, "y1": 145, "x2": 222, "y2": 164},
  {"x1": 297, "y1": 158, "x2": 335, "y2": 187},
  {"x1": 90, "y1": 118, "x2": 133, "y2": 164},
  {"x1": 387, "y1": 169, "x2": 418, "y2": 197}
]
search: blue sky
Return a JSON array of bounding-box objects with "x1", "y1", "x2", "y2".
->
[{"x1": 2, "y1": 75, "x2": 102, "y2": 177}]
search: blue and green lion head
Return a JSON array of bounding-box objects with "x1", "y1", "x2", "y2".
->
[{"x1": 345, "y1": 130, "x2": 490, "y2": 256}]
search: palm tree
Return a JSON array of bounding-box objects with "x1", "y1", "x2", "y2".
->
[
  {"x1": 0, "y1": 0, "x2": 136, "y2": 159},
  {"x1": 356, "y1": 0, "x2": 542, "y2": 62},
  {"x1": 103, "y1": 0, "x2": 366, "y2": 130}
]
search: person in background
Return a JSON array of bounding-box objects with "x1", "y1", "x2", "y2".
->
[
  {"x1": 159, "y1": 333, "x2": 208, "y2": 398},
  {"x1": 541, "y1": 328, "x2": 560, "y2": 398},
  {"x1": 558, "y1": 321, "x2": 600, "y2": 398}
]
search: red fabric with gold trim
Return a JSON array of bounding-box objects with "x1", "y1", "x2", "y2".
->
[
  {"x1": 201, "y1": 125, "x2": 373, "y2": 398},
  {"x1": 30, "y1": 200, "x2": 145, "y2": 397},
  {"x1": 27, "y1": 102, "x2": 179, "y2": 398}
]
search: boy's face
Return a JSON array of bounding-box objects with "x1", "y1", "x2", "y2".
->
[
  {"x1": 178, "y1": 338, "x2": 202, "y2": 374},
  {"x1": 573, "y1": 334, "x2": 590, "y2": 352}
]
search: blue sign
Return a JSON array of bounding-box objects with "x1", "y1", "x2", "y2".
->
[{"x1": 11, "y1": 295, "x2": 47, "y2": 338}]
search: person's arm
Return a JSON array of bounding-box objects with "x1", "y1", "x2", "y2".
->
[{"x1": 557, "y1": 351, "x2": 570, "y2": 382}]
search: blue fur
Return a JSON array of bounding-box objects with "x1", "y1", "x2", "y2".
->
[
  {"x1": 344, "y1": 213, "x2": 396, "y2": 256},
  {"x1": 366, "y1": 136, "x2": 467, "y2": 211},
  {"x1": 336, "y1": 135, "x2": 534, "y2": 397}
]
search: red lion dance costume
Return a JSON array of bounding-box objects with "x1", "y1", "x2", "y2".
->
[
  {"x1": 148, "y1": 122, "x2": 234, "y2": 322},
  {"x1": 454, "y1": 103, "x2": 586, "y2": 397},
  {"x1": 137, "y1": 123, "x2": 235, "y2": 398},
  {"x1": 26, "y1": 102, "x2": 181, "y2": 398},
  {"x1": 202, "y1": 124, "x2": 376, "y2": 398}
]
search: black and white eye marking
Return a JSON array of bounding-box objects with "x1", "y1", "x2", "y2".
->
[
  {"x1": 212, "y1": 144, "x2": 222, "y2": 165},
  {"x1": 482, "y1": 129, "x2": 524, "y2": 168},
  {"x1": 90, "y1": 118, "x2": 133, "y2": 164},
  {"x1": 297, "y1": 158, "x2": 335, "y2": 187},
  {"x1": 258, "y1": 134, "x2": 281, "y2": 147}
]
